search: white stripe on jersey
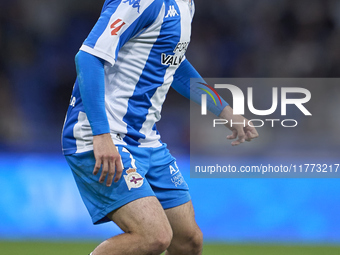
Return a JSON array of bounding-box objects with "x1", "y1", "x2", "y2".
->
[
  {"x1": 105, "y1": 5, "x2": 167, "y2": 146},
  {"x1": 137, "y1": 80, "x2": 169, "y2": 147},
  {"x1": 138, "y1": 1, "x2": 192, "y2": 147},
  {"x1": 74, "y1": 112, "x2": 93, "y2": 153}
]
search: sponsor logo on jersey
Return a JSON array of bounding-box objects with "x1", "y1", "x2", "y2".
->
[
  {"x1": 161, "y1": 54, "x2": 184, "y2": 66},
  {"x1": 161, "y1": 42, "x2": 189, "y2": 66},
  {"x1": 110, "y1": 19, "x2": 126, "y2": 36},
  {"x1": 124, "y1": 168, "x2": 144, "y2": 190},
  {"x1": 123, "y1": 0, "x2": 141, "y2": 13},
  {"x1": 165, "y1": 5, "x2": 179, "y2": 18}
]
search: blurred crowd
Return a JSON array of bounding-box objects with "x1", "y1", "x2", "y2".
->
[{"x1": 0, "y1": 0, "x2": 339, "y2": 153}]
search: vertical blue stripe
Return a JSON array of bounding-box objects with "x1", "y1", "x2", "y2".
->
[
  {"x1": 123, "y1": 0, "x2": 182, "y2": 145},
  {"x1": 115, "y1": 0, "x2": 164, "y2": 62},
  {"x1": 83, "y1": 0, "x2": 123, "y2": 48}
]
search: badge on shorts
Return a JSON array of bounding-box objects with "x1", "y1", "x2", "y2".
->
[{"x1": 124, "y1": 168, "x2": 144, "y2": 191}]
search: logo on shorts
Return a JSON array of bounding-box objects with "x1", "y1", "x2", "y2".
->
[
  {"x1": 170, "y1": 162, "x2": 179, "y2": 175},
  {"x1": 124, "y1": 168, "x2": 144, "y2": 190},
  {"x1": 170, "y1": 161, "x2": 185, "y2": 187}
]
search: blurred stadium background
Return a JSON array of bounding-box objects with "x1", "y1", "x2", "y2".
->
[{"x1": 1, "y1": 0, "x2": 340, "y2": 254}]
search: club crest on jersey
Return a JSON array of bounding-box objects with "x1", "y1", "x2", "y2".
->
[
  {"x1": 124, "y1": 168, "x2": 144, "y2": 190},
  {"x1": 161, "y1": 41, "x2": 189, "y2": 66},
  {"x1": 123, "y1": 0, "x2": 141, "y2": 13}
]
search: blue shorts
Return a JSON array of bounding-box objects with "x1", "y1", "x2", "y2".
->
[{"x1": 65, "y1": 144, "x2": 190, "y2": 224}]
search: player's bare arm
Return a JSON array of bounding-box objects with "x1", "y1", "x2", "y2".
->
[
  {"x1": 219, "y1": 105, "x2": 259, "y2": 146},
  {"x1": 93, "y1": 133, "x2": 123, "y2": 186}
]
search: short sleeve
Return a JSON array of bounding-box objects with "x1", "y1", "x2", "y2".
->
[{"x1": 80, "y1": 0, "x2": 163, "y2": 65}]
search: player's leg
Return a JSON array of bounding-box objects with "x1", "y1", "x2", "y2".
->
[
  {"x1": 65, "y1": 147, "x2": 172, "y2": 255},
  {"x1": 164, "y1": 201, "x2": 203, "y2": 255},
  {"x1": 91, "y1": 196, "x2": 173, "y2": 255},
  {"x1": 146, "y1": 144, "x2": 203, "y2": 255}
]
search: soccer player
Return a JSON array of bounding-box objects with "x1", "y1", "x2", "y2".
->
[{"x1": 62, "y1": 0, "x2": 258, "y2": 254}]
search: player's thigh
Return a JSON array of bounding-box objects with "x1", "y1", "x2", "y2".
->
[
  {"x1": 66, "y1": 148, "x2": 156, "y2": 225},
  {"x1": 164, "y1": 201, "x2": 201, "y2": 239},
  {"x1": 147, "y1": 144, "x2": 191, "y2": 210},
  {"x1": 107, "y1": 196, "x2": 172, "y2": 237}
]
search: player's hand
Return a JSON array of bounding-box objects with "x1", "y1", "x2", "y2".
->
[
  {"x1": 93, "y1": 133, "x2": 123, "y2": 186},
  {"x1": 219, "y1": 106, "x2": 259, "y2": 146}
]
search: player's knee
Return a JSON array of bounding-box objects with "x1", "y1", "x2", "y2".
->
[
  {"x1": 174, "y1": 228, "x2": 203, "y2": 254},
  {"x1": 187, "y1": 228, "x2": 203, "y2": 254},
  {"x1": 146, "y1": 228, "x2": 173, "y2": 254}
]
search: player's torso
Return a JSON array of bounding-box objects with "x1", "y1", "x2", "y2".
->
[
  {"x1": 62, "y1": 0, "x2": 194, "y2": 154},
  {"x1": 104, "y1": 0, "x2": 194, "y2": 146},
  {"x1": 105, "y1": 0, "x2": 193, "y2": 95}
]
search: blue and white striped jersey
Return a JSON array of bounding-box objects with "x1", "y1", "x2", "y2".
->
[{"x1": 62, "y1": 0, "x2": 195, "y2": 155}]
